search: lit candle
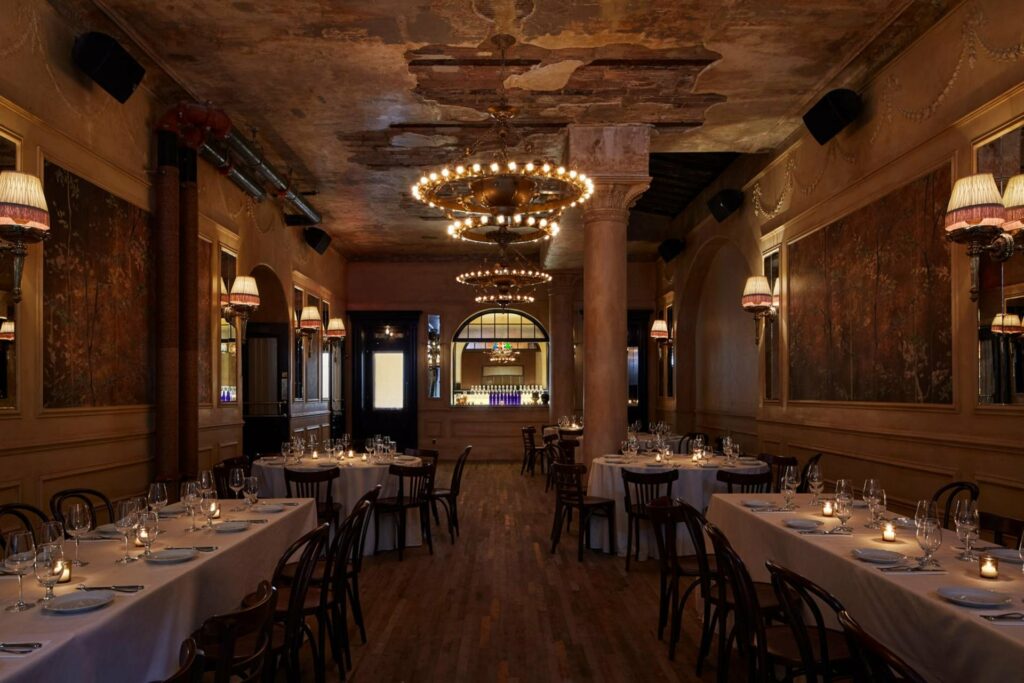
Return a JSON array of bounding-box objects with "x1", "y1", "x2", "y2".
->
[
  {"x1": 311, "y1": 450, "x2": 319, "y2": 460},
  {"x1": 135, "y1": 528, "x2": 148, "y2": 547},
  {"x1": 361, "y1": 453, "x2": 368, "y2": 462},
  {"x1": 822, "y1": 501, "x2": 834, "y2": 517},
  {"x1": 348, "y1": 449, "x2": 354, "y2": 459},
  {"x1": 980, "y1": 555, "x2": 999, "y2": 579},
  {"x1": 655, "y1": 453, "x2": 663, "y2": 463},
  {"x1": 57, "y1": 560, "x2": 72, "y2": 584},
  {"x1": 882, "y1": 523, "x2": 896, "y2": 542}
]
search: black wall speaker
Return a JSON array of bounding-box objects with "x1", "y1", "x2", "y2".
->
[
  {"x1": 304, "y1": 227, "x2": 331, "y2": 255},
  {"x1": 657, "y1": 238, "x2": 685, "y2": 264},
  {"x1": 802, "y1": 88, "x2": 862, "y2": 145},
  {"x1": 707, "y1": 189, "x2": 744, "y2": 222},
  {"x1": 72, "y1": 32, "x2": 145, "y2": 104}
]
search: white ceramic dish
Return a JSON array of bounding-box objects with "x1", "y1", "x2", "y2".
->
[
  {"x1": 936, "y1": 586, "x2": 1012, "y2": 608},
  {"x1": 742, "y1": 500, "x2": 774, "y2": 509},
  {"x1": 212, "y1": 521, "x2": 250, "y2": 534},
  {"x1": 784, "y1": 519, "x2": 823, "y2": 530},
  {"x1": 987, "y1": 548, "x2": 1024, "y2": 565},
  {"x1": 94, "y1": 524, "x2": 122, "y2": 538},
  {"x1": 144, "y1": 548, "x2": 198, "y2": 564},
  {"x1": 251, "y1": 504, "x2": 284, "y2": 514},
  {"x1": 42, "y1": 590, "x2": 115, "y2": 614},
  {"x1": 890, "y1": 516, "x2": 916, "y2": 529},
  {"x1": 852, "y1": 547, "x2": 906, "y2": 564}
]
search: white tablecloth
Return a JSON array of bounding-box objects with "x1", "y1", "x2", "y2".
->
[
  {"x1": 586, "y1": 455, "x2": 767, "y2": 558},
  {"x1": 252, "y1": 456, "x2": 422, "y2": 555},
  {"x1": 0, "y1": 499, "x2": 316, "y2": 683},
  {"x1": 706, "y1": 493, "x2": 1024, "y2": 683}
]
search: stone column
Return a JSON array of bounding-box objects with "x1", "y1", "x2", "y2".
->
[
  {"x1": 154, "y1": 131, "x2": 180, "y2": 481},
  {"x1": 569, "y1": 126, "x2": 650, "y2": 466},
  {"x1": 178, "y1": 147, "x2": 199, "y2": 479},
  {"x1": 548, "y1": 273, "x2": 577, "y2": 422}
]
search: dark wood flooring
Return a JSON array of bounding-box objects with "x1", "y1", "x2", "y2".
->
[{"x1": 296, "y1": 462, "x2": 734, "y2": 682}]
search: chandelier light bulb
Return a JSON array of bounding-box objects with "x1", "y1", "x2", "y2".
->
[{"x1": 508, "y1": 161, "x2": 517, "y2": 171}]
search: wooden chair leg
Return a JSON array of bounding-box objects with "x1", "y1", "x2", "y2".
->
[
  {"x1": 397, "y1": 508, "x2": 406, "y2": 561},
  {"x1": 373, "y1": 509, "x2": 382, "y2": 555},
  {"x1": 607, "y1": 506, "x2": 616, "y2": 556},
  {"x1": 625, "y1": 513, "x2": 633, "y2": 572},
  {"x1": 696, "y1": 599, "x2": 715, "y2": 675},
  {"x1": 550, "y1": 502, "x2": 563, "y2": 552},
  {"x1": 422, "y1": 503, "x2": 434, "y2": 554},
  {"x1": 577, "y1": 508, "x2": 586, "y2": 562},
  {"x1": 348, "y1": 573, "x2": 367, "y2": 644}
]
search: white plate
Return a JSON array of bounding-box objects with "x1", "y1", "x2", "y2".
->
[
  {"x1": 852, "y1": 547, "x2": 907, "y2": 564},
  {"x1": 213, "y1": 521, "x2": 250, "y2": 533},
  {"x1": 251, "y1": 504, "x2": 284, "y2": 514},
  {"x1": 737, "y1": 457, "x2": 762, "y2": 465},
  {"x1": 314, "y1": 461, "x2": 338, "y2": 469},
  {"x1": 643, "y1": 463, "x2": 670, "y2": 470},
  {"x1": 94, "y1": 524, "x2": 122, "y2": 538},
  {"x1": 742, "y1": 500, "x2": 774, "y2": 509},
  {"x1": 784, "y1": 519, "x2": 823, "y2": 530},
  {"x1": 42, "y1": 590, "x2": 115, "y2": 614},
  {"x1": 937, "y1": 586, "x2": 1013, "y2": 608},
  {"x1": 987, "y1": 548, "x2": 1024, "y2": 565},
  {"x1": 162, "y1": 502, "x2": 188, "y2": 515},
  {"x1": 144, "y1": 548, "x2": 198, "y2": 564},
  {"x1": 258, "y1": 457, "x2": 284, "y2": 465}
]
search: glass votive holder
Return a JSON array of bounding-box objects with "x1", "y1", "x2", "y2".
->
[
  {"x1": 882, "y1": 523, "x2": 896, "y2": 542},
  {"x1": 979, "y1": 554, "x2": 999, "y2": 580},
  {"x1": 822, "y1": 500, "x2": 834, "y2": 517}
]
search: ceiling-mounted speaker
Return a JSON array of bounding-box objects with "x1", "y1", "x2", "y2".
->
[
  {"x1": 72, "y1": 32, "x2": 145, "y2": 103},
  {"x1": 657, "y1": 238, "x2": 685, "y2": 264},
  {"x1": 304, "y1": 227, "x2": 331, "y2": 255},
  {"x1": 802, "y1": 88, "x2": 862, "y2": 145},
  {"x1": 707, "y1": 189, "x2": 744, "y2": 222}
]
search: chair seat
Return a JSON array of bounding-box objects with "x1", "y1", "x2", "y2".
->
[
  {"x1": 765, "y1": 624, "x2": 851, "y2": 668},
  {"x1": 578, "y1": 495, "x2": 614, "y2": 508},
  {"x1": 278, "y1": 558, "x2": 328, "y2": 584},
  {"x1": 709, "y1": 579, "x2": 780, "y2": 612},
  {"x1": 677, "y1": 554, "x2": 716, "y2": 577},
  {"x1": 432, "y1": 488, "x2": 451, "y2": 498},
  {"x1": 274, "y1": 583, "x2": 325, "y2": 614}
]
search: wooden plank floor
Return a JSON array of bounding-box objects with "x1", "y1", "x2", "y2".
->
[{"x1": 296, "y1": 462, "x2": 735, "y2": 682}]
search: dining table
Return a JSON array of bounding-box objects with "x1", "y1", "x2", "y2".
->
[
  {"x1": 705, "y1": 492, "x2": 1024, "y2": 683},
  {"x1": 586, "y1": 453, "x2": 768, "y2": 558},
  {"x1": 0, "y1": 498, "x2": 316, "y2": 683},
  {"x1": 252, "y1": 454, "x2": 422, "y2": 555}
]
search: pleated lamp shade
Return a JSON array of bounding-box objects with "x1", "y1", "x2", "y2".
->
[
  {"x1": 299, "y1": 305, "x2": 322, "y2": 331},
  {"x1": 228, "y1": 275, "x2": 260, "y2": 308},
  {"x1": 325, "y1": 316, "x2": 347, "y2": 340},
  {"x1": 0, "y1": 172, "x2": 49, "y2": 231},
  {"x1": 650, "y1": 319, "x2": 669, "y2": 340},
  {"x1": 0, "y1": 320, "x2": 14, "y2": 342},
  {"x1": 741, "y1": 275, "x2": 773, "y2": 310},
  {"x1": 945, "y1": 173, "x2": 1005, "y2": 232},
  {"x1": 994, "y1": 313, "x2": 1023, "y2": 335},
  {"x1": 1002, "y1": 174, "x2": 1024, "y2": 232}
]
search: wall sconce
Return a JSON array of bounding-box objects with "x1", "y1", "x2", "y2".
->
[
  {"x1": 741, "y1": 275, "x2": 777, "y2": 345},
  {"x1": 0, "y1": 171, "x2": 50, "y2": 304},
  {"x1": 944, "y1": 172, "x2": 1024, "y2": 302},
  {"x1": 324, "y1": 316, "x2": 346, "y2": 349},
  {"x1": 222, "y1": 275, "x2": 260, "y2": 344},
  {"x1": 297, "y1": 305, "x2": 322, "y2": 355},
  {"x1": 0, "y1": 320, "x2": 13, "y2": 343},
  {"x1": 650, "y1": 318, "x2": 671, "y2": 346}
]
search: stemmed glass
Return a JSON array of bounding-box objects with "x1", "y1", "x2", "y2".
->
[
  {"x1": 954, "y1": 499, "x2": 979, "y2": 561},
  {"x1": 113, "y1": 500, "x2": 139, "y2": 564},
  {"x1": 148, "y1": 482, "x2": 168, "y2": 523},
  {"x1": 341, "y1": 433, "x2": 351, "y2": 453},
  {"x1": 137, "y1": 511, "x2": 159, "y2": 558},
  {"x1": 862, "y1": 479, "x2": 880, "y2": 528},
  {"x1": 916, "y1": 518, "x2": 942, "y2": 567},
  {"x1": 806, "y1": 464, "x2": 824, "y2": 504},
  {"x1": 198, "y1": 470, "x2": 216, "y2": 496},
  {"x1": 869, "y1": 489, "x2": 887, "y2": 529},
  {"x1": 242, "y1": 476, "x2": 260, "y2": 509},
  {"x1": 39, "y1": 520, "x2": 65, "y2": 547},
  {"x1": 182, "y1": 482, "x2": 201, "y2": 533},
  {"x1": 914, "y1": 499, "x2": 937, "y2": 529},
  {"x1": 4, "y1": 530, "x2": 36, "y2": 611},
  {"x1": 781, "y1": 465, "x2": 801, "y2": 510},
  {"x1": 228, "y1": 467, "x2": 245, "y2": 503},
  {"x1": 33, "y1": 543, "x2": 64, "y2": 603},
  {"x1": 201, "y1": 491, "x2": 219, "y2": 530},
  {"x1": 65, "y1": 503, "x2": 92, "y2": 567},
  {"x1": 834, "y1": 497, "x2": 853, "y2": 533}
]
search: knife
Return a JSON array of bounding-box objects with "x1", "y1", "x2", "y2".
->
[
  {"x1": 165, "y1": 546, "x2": 218, "y2": 552},
  {"x1": 77, "y1": 584, "x2": 144, "y2": 593},
  {"x1": 982, "y1": 612, "x2": 1024, "y2": 621},
  {"x1": 0, "y1": 642, "x2": 42, "y2": 649},
  {"x1": 231, "y1": 519, "x2": 268, "y2": 524},
  {"x1": 879, "y1": 565, "x2": 944, "y2": 573}
]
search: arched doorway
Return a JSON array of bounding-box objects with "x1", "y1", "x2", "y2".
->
[{"x1": 241, "y1": 264, "x2": 290, "y2": 457}]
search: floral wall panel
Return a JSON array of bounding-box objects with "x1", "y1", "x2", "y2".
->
[
  {"x1": 198, "y1": 240, "x2": 213, "y2": 404},
  {"x1": 788, "y1": 164, "x2": 953, "y2": 403},
  {"x1": 42, "y1": 161, "x2": 154, "y2": 408}
]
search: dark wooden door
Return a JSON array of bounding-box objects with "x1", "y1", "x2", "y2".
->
[
  {"x1": 627, "y1": 309, "x2": 652, "y2": 428},
  {"x1": 242, "y1": 322, "x2": 290, "y2": 458},
  {"x1": 350, "y1": 311, "x2": 419, "y2": 451}
]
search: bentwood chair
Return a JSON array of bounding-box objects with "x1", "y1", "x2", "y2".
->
[
  {"x1": 520, "y1": 427, "x2": 545, "y2": 476},
  {"x1": 0, "y1": 503, "x2": 50, "y2": 550},
  {"x1": 930, "y1": 481, "x2": 980, "y2": 529},
  {"x1": 717, "y1": 469, "x2": 772, "y2": 494},
  {"x1": 620, "y1": 469, "x2": 678, "y2": 570},
  {"x1": 797, "y1": 452, "x2": 824, "y2": 493},
  {"x1": 192, "y1": 581, "x2": 277, "y2": 683},
  {"x1": 757, "y1": 453, "x2": 799, "y2": 493},
  {"x1": 213, "y1": 457, "x2": 251, "y2": 499},
  {"x1": 405, "y1": 448, "x2": 440, "y2": 523},
  {"x1": 837, "y1": 611, "x2": 927, "y2": 683},
  {"x1": 374, "y1": 463, "x2": 434, "y2": 560},
  {"x1": 158, "y1": 638, "x2": 203, "y2": 683},
  {"x1": 348, "y1": 485, "x2": 382, "y2": 645},
  {"x1": 549, "y1": 463, "x2": 615, "y2": 561},
  {"x1": 430, "y1": 446, "x2": 472, "y2": 543},
  {"x1": 284, "y1": 467, "x2": 341, "y2": 527},
  {"x1": 544, "y1": 441, "x2": 573, "y2": 492},
  {"x1": 979, "y1": 510, "x2": 1024, "y2": 547},
  {"x1": 648, "y1": 498, "x2": 705, "y2": 660},
  {"x1": 50, "y1": 488, "x2": 114, "y2": 528},
  {"x1": 765, "y1": 561, "x2": 853, "y2": 682}
]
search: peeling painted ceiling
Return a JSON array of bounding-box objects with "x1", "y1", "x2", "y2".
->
[{"x1": 85, "y1": 0, "x2": 953, "y2": 262}]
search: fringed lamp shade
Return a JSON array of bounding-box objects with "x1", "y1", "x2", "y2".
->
[
  {"x1": 945, "y1": 173, "x2": 1005, "y2": 233},
  {"x1": 228, "y1": 276, "x2": 260, "y2": 308},
  {"x1": 741, "y1": 276, "x2": 773, "y2": 311},
  {"x1": 771, "y1": 278, "x2": 781, "y2": 309},
  {"x1": 992, "y1": 313, "x2": 1023, "y2": 335},
  {"x1": 298, "y1": 305, "x2": 322, "y2": 332},
  {"x1": 0, "y1": 320, "x2": 13, "y2": 342},
  {"x1": 650, "y1": 319, "x2": 669, "y2": 340},
  {"x1": 325, "y1": 317, "x2": 346, "y2": 340},
  {"x1": 1002, "y1": 174, "x2": 1024, "y2": 232},
  {"x1": 0, "y1": 172, "x2": 49, "y2": 231}
]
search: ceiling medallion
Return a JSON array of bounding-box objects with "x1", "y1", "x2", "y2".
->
[{"x1": 411, "y1": 35, "x2": 593, "y2": 247}]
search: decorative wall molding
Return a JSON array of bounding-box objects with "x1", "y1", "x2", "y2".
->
[{"x1": 0, "y1": 429, "x2": 152, "y2": 457}]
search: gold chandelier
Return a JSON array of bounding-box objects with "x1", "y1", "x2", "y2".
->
[
  {"x1": 456, "y1": 246, "x2": 552, "y2": 308},
  {"x1": 411, "y1": 35, "x2": 593, "y2": 248}
]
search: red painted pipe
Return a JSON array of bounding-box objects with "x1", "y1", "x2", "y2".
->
[{"x1": 157, "y1": 101, "x2": 233, "y2": 148}]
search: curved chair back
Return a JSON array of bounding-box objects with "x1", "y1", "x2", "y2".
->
[
  {"x1": 50, "y1": 488, "x2": 114, "y2": 528},
  {"x1": 327, "y1": 501, "x2": 371, "y2": 605},
  {"x1": 388, "y1": 464, "x2": 433, "y2": 506},
  {"x1": 551, "y1": 462, "x2": 587, "y2": 508},
  {"x1": 677, "y1": 501, "x2": 717, "y2": 593},
  {"x1": 621, "y1": 469, "x2": 679, "y2": 519},
  {"x1": 272, "y1": 524, "x2": 331, "y2": 660},
  {"x1": 0, "y1": 503, "x2": 50, "y2": 550},
  {"x1": 283, "y1": 467, "x2": 340, "y2": 525},
  {"x1": 159, "y1": 638, "x2": 203, "y2": 683},
  {"x1": 195, "y1": 581, "x2": 277, "y2": 683},
  {"x1": 930, "y1": 481, "x2": 980, "y2": 529},
  {"x1": 448, "y1": 446, "x2": 473, "y2": 497},
  {"x1": 521, "y1": 426, "x2": 538, "y2": 455},
  {"x1": 797, "y1": 453, "x2": 824, "y2": 493},
  {"x1": 717, "y1": 469, "x2": 771, "y2": 494},
  {"x1": 213, "y1": 457, "x2": 251, "y2": 499},
  {"x1": 757, "y1": 453, "x2": 799, "y2": 493},
  {"x1": 351, "y1": 484, "x2": 382, "y2": 573},
  {"x1": 405, "y1": 448, "x2": 440, "y2": 492},
  {"x1": 837, "y1": 610, "x2": 926, "y2": 683},
  {"x1": 647, "y1": 497, "x2": 686, "y2": 577}
]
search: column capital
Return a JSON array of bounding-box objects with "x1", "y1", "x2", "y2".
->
[{"x1": 583, "y1": 176, "x2": 652, "y2": 219}]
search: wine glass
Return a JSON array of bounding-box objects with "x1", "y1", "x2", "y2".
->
[
  {"x1": 148, "y1": 482, "x2": 168, "y2": 523},
  {"x1": 916, "y1": 519, "x2": 942, "y2": 567},
  {"x1": 181, "y1": 481, "x2": 201, "y2": 533},
  {"x1": 228, "y1": 467, "x2": 245, "y2": 499},
  {"x1": 39, "y1": 520, "x2": 65, "y2": 547},
  {"x1": 137, "y1": 511, "x2": 159, "y2": 558},
  {"x1": 806, "y1": 464, "x2": 824, "y2": 504},
  {"x1": 65, "y1": 503, "x2": 92, "y2": 567},
  {"x1": 365, "y1": 438, "x2": 375, "y2": 457},
  {"x1": 198, "y1": 470, "x2": 216, "y2": 496},
  {"x1": 201, "y1": 491, "x2": 219, "y2": 530},
  {"x1": 835, "y1": 478, "x2": 853, "y2": 501},
  {"x1": 954, "y1": 499, "x2": 979, "y2": 561},
  {"x1": 872, "y1": 489, "x2": 887, "y2": 529},
  {"x1": 834, "y1": 497, "x2": 853, "y2": 533},
  {"x1": 782, "y1": 465, "x2": 801, "y2": 511},
  {"x1": 113, "y1": 500, "x2": 139, "y2": 564},
  {"x1": 243, "y1": 476, "x2": 260, "y2": 508},
  {"x1": 914, "y1": 500, "x2": 937, "y2": 529},
  {"x1": 4, "y1": 530, "x2": 36, "y2": 611},
  {"x1": 33, "y1": 543, "x2": 64, "y2": 602},
  {"x1": 862, "y1": 479, "x2": 880, "y2": 528}
]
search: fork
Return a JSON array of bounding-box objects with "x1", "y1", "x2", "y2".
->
[{"x1": 981, "y1": 612, "x2": 1024, "y2": 621}]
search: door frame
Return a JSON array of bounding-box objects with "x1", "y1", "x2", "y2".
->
[{"x1": 349, "y1": 311, "x2": 419, "y2": 449}]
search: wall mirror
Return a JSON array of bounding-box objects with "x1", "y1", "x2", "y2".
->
[
  {"x1": 306, "y1": 292, "x2": 321, "y2": 401},
  {"x1": 426, "y1": 314, "x2": 441, "y2": 399},
  {"x1": 0, "y1": 134, "x2": 20, "y2": 409},
  {"x1": 764, "y1": 250, "x2": 781, "y2": 401},
  {"x1": 293, "y1": 287, "x2": 305, "y2": 400},
  {"x1": 218, "y1": 249, "x2": 238, "y2": 403},
  {"x1": 976, "y1": 122, "x2": 1023, "y2": 404}
]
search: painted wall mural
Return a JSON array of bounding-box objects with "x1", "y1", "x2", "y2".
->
[
  {"x1": 43, "y1": 160, "x2": 154, "y2": 408},
  {"x1": 788, "y1": 164, "x2": 953, "y2": 403},
  {"x1": 198, "y1": 240, "x2": 213, "y2": 404}
]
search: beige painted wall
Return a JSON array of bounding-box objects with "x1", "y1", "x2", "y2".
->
[{"x1": 662, "y1": 0, "x2": 1024, "y2": 518}]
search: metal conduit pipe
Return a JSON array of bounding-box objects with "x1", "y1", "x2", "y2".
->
[
  {"x1": 198, "y1": 142, "x2": 266, "y2": 200},
  {"x1": 224, "y1": 129, "x2": 322, "y2": 225}
]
